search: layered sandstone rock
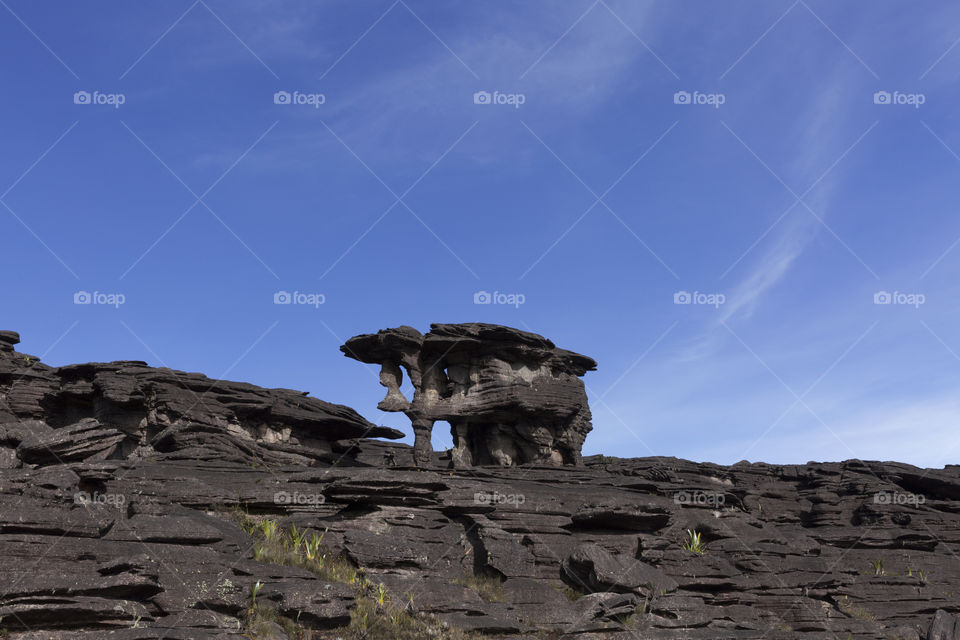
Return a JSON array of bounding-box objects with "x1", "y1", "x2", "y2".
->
[
  {"x1": 341, "y1": 323, "x2": 597, "y2": 468},
  {"x1": 1, "y1": 329, "x2": 958, "y2": 639},
  {"x1": 0, "y1": 330, "x2": 401, "y2": 467}
]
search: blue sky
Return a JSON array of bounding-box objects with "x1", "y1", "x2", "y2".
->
[{"x1": 2, "y1": 0, "x2": 959, "y2": 467}]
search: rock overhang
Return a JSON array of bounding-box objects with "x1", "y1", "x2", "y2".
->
[{"x1": 342, "y1": 322, "x2": 596, "y2": 468}]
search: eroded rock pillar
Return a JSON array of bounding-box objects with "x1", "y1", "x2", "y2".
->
[
  {"x1": 377, "y1": 361, "x2": 410, "y2": 412},
  {"x1": 412, "y1": 417, "x2": 434, "y2": 468},
  {"x1": 450, "y1": 421, "x2": 473, "y2": 469}
]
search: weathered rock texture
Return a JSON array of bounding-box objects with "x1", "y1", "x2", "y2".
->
[
  {"x1": 0, "y1": 330, "x2": 402, "y2": 468},
  {"x1": 341, "y1": 323, "x2": 597, "y2": 468},
  {"x1": 0, "y1": 330, "x2": 959, "y2": 639}
]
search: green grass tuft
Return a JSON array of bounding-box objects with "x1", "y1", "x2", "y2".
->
[
  {"x1": 224, "y1": 507, "x2": 488, "y2": 639},
  {"x1": 682, "y1": 529, "x2": 707, "y2": 555}
]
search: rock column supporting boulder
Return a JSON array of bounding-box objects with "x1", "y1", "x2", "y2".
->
[
  {"x1": 341, "y1": 323, "x2": 597, "y2": 468},
  {"x1": 411, "y1": 417, "x2": 435, "y2": 468}
]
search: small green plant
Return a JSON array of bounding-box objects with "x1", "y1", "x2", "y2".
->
[
  {"x1": 304, "y1": 529, "x2": 325, "y2": 561},
  {"x1": 871, "y1": 558, "x2": 885, "y2": 576},
  {"x1": 682, "y1": 529, "x2": 706, "y2": 555},
  {"x1": 260, "y1": 519, "x2": 279, "y2": 541},
  {"x1": 249, "y1": 580, "x2": 264, "y2": 614},
  {"x1": 288, "y1": 524, "x2": 307, "y2": 553}
]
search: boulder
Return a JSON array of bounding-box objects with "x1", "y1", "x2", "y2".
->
[
  {"x1": 562, "y1": 543, "x2": 678, "y2": 596},
  {"x1": 342, "y1": 323, "x2": 596, "y2": 468}
]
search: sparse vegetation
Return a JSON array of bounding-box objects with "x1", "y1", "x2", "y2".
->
[
  {"x1": 226, "y1": 507, "x2": 486, "y2": 639},
  {"x1": 837, "y1": 595, "x2": 876, "y2": 621},
  {"x1": 244, "y1": 602, "x2": 307, "y2": 639},
  {"x1": 349, "y1": 594, "x2": 480, "y2": 640},
  {"x1": 682, "y1": 529, "x2": 706, "y2": 555},
  {"x1": 907, "y1": 567, "x2": 928, "y2": 584},
  {"x1": 456, "y1": 570, "x2": 504, "y2": 602},
  {"x1": 228, "y1": 509, "x2": 360, "y2": 584},
  {"x1": 557, "y1": 584, "x2": 584, "y2": 602},
  {"x1": 872, "y1": 558, "x2": 885, "y2": 576}
]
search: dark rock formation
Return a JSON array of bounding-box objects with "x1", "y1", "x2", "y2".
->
[
  {"x1": 0, "y1": 329, "x2": 958, "y2": 639},
  {"x1": 0, "y1": 329, "x2": 402, "y2": 468},
  {"x1": 341, "y1": 323, "x2": 596, "y2": 468}
]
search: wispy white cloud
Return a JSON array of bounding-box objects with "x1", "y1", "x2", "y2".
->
[
  {"x1": 707, "y1": 62, "x2": 866, "y2": 329},
  {"x1": 688, "y1": 394, "x2": 960, "y2": 468},
  {"x1": 718, "y1": 213, "x2": 816, "y2": 323}
]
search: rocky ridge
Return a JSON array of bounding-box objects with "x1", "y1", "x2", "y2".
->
[{"x1": 0, "y1": 329, "x2": 959, "y2": 639}]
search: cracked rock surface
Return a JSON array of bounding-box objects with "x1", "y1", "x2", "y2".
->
[{"x1": 0, "y1": 329, "x2": 958, "y2": 639}]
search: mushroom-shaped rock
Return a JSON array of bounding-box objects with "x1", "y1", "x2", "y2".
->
[{"x1": 341, "y1": 323, "x2": 596, "y2": 468}]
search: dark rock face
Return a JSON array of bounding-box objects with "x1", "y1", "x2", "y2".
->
[
  {"x1": 0, "y1": 330, "x2": 958, "y2": 639},
  {"x1": 0, "y1": 330, "x2": 402, "y2": 468},
  {"x1": 341, "y1": 323, "x2": 597, "y2": 468}
]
